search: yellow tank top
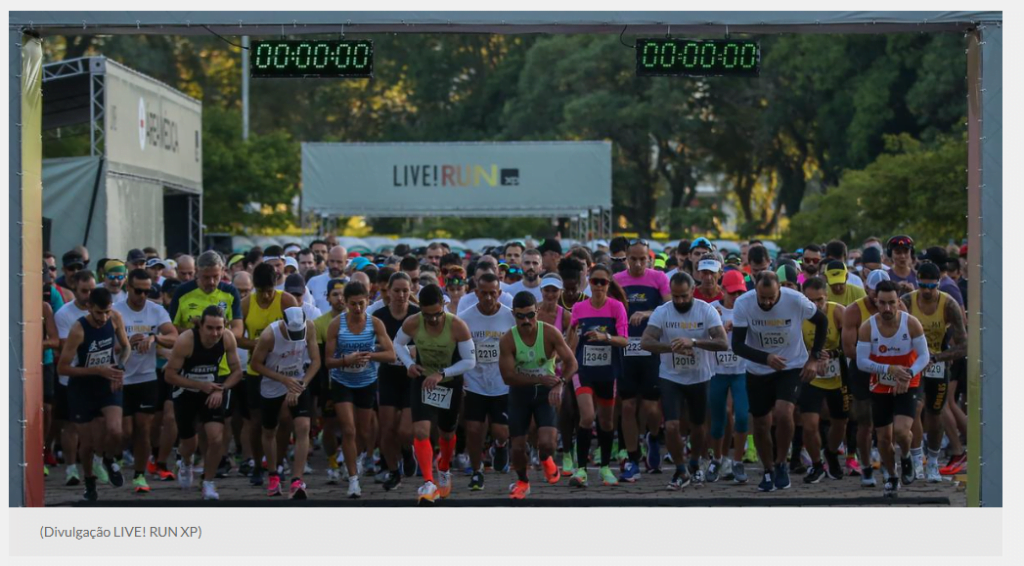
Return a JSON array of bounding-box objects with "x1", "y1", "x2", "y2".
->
[
  {"x1": 245, "y1": 291, "x2": 284, "y2": 375},
  {"x1": 853, "y1": 297, "x2": 871, "y2": 322},
  {"x1": 802, "y1": 302, "x2": 843, "y2": 390},
  {"x1": 908, "y1": 291, "x2": 949, "y2": 354}
]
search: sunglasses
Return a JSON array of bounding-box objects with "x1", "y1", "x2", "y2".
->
[
  {"x1": 423, "y1": 311, "x2": 445, "y2": 320},
  {"x1": 47, "y1": 266, "x2": 57, "y2": 272},
  {"x1": 610, "y1": 257, "x2": 626, "y2": 263},
  {"x1": 107, "y1": 274, "x2": 125, "y2": 282},
  {"x1": 506, "y1": 267, "x2": 523, "y2": 275},
  {"x1": 130, "y1": 287, "x2": 150, "y2": 296},
  {"x1": 446, "y1": 278, "x2": 467, "y2": 287},
  {"x1": 919, "y1": 282, "x2": 939, "y2": 289},
  {"x1": 514, "y1": 311, "x2": 537, "y2": 320},
  {"x1": 589, "y1": 278, "x2": 610, "y2": 286},
  {"x1": 802, "y1": 257, "x2": 821, "y2": 264},
  {"x1": 629, "y1": 238, "x2": 649, "y2": 247}
]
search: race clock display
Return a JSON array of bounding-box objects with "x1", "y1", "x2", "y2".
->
[
  {"x1": 250, "y1": 39, "x2": 373, "y2": 78},
  {"x1": 636, "y1": 39, "x2": 759, "y2": 77}
]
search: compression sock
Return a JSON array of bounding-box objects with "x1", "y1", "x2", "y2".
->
[
  {"x1": 597, "y1": 428, "x2": 614, "y2": 468},
  {"x1": 438, "y1": 435, "x2": 456, "y2": 472},
  {"x1": 414, "y1": 438, "x2": 435, "y2": 483}
]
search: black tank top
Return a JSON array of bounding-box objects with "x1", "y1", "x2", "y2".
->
[
  {"x1": 74, "y1": 316, "x2": 116, "y2": 378},
  {"x1": 181, "y1": 331, "x2": 226, "y2": 385},
  {"x1": 373, "y1": 303, "x2": 419, "y2": 379}
]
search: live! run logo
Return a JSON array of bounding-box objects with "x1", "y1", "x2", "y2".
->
[{"x1": 393, "y1": 165, "x2": 519, "y2": 187}]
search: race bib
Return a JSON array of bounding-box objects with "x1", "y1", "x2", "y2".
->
[
  {"x1": 625, "y1": 337, "x2": 651, "y2": 357},
  {"x1": 85, "y1": 349, "x2": 112, "y2": 368},
  {"x1": 183, "y1": 372, "x2": 214, "y2": 383},
  {"x1": 924, "y1": 361, "x2": 946, "y2": 379},
  {"x1": 877, "y1": 372, "x2": 898, "y2": 387},
  {"x1": 716, "y1": 351, "x2": 740, "y2": 370},
  {"x1": 672, "y1": 353, "x2": 697, "y2": 370},
  {"x1": 817, "y1": 359, "x2": 841, "y2": 379},
  {"x1": 422, "y1": 384, "x2": 453, "y2": 409},
  {"x1": 583, "y1": 345, "x2": 612, "y2": 367},
  {"x1": 342, "y1": 358, "x2": 369, "y2": 373},
  {"x1": 758, "y1": 331, "x2": 789, "y2": 349},
  {"x1": 475, "y1": 342, "x2": 500, "y2": 364},
  {"x1": 279, "y1": 362, "x2": 303, "y2": 379}
]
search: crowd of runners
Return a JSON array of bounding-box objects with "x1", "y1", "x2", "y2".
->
[{"x1": 39, "y1": 233, "x2": 970, "y2": 502}]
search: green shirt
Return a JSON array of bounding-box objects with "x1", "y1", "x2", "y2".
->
[
  {"x1": 315, "y1": 311, "x2": 340, "y2": 345},
  {"x1": 415, "y1": 313, "x2": 456, "y2": 381},
  {"x1": 511, "y1": 323, "x2": 556, "y2": 378}
]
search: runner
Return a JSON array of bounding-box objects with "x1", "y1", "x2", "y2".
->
[
  {"x1": 613, "y1": 239, "x2": 671, "y2": 481},
  {"x1": 708, "y1": 270, "x2": 751, "y2": 484},
  {"x1": 504, "y1": 241, "x2": 525, "y2": 266},
  {"x1": 313, "y1": 278, "x2": 346, "y2": 485},
  {"x1": 443, "y1": 266, "x2": 470, "y2": 314},
  {"x1": 743, "y1": 245, "x2": 773, "y2": 290},
  {"x1": 458, "y1": 257, "x2": 514, "y2": 313},
  {"x1": 238, "y1": 263, "x2": 299, "y2": 486},
  {"x1": 250, "y1": 307, "x2": 321, "y2": 499},
  {"x1": 824, "y1": 260, "x2": 866, "y2": 306},
  {"x1": 800, "y1": 245, "x2": 824, "y2": 283},
  {"x1": 640, "y1": 272, "x2": 728, "y2": 490},
  {"x1": 499, "y1": 291, "x2": 579, "y2": 499},
  {"x1": 731, "y1": 271, "x2": 829, "y2": 491},
  {"x1": 694, "y1": 254, "x2": 725, "y2": 302},
  {"x1": 568, "y1": 264, "x2": 629, "y2": 488},
  {"x1": 460, "y1": 272, "x2": 515, "y2": 490},
  {"x1": 373, "y1": 272, "x2": 420, "y2": 490},
  {"x1": 886, "y1": 235, "x2": 918, "y2": 292},
  {"x1": 325, "y1": 281, "x2": 396, "y2": 498},
  {"x1": 103, "y1": 260, "x2": 128, "y2": 303},
  {"x1": 824, "y1": 240, "x2": 863, "y2": 288},
  {"x1": 856, "y1": 280, "x2": 931, "y2": 498},
  {"x1": 113, "y1": 269, "x2": 178, "y2": 493},
  {"x1": 307, "y1": 245, "x2": 349, "y2": 315},
  {"x1": 684, "y1": 237, "x2": 714, "y2": 279},
  {"x1": 57, "y1": 287, "x2": 132, "y2": 501},
  {"x1": 557, "y1": 257, "x2": 589, "y2": 311},
  {"x1": 796, "y1": 276, "x2": 849, "y2": 483},
  {"x1": 425, "y1": 242, "x2": 445, "y2": 268},
  {"x1": 536, "y1": 274, "x2": 578, "y2": 476},
  {"x1": 176, "y1": 255, "x2": 196, "y2": 283},
  {"x1": 538, "y1": 239, "x2": 563, "y2": 275},
  {"x1": 163, "y1": 306, "x2": 245, "y2": 500},
  {"x1": 393, "y1": 284, "x2": 477, "y2": 504},
  {"x1": 286, "y1": 273, "x2": 322, "y2": 321},
  {"x1": 126, "y1": 249, "x2": 148, "y2": 272},
  {"x1": 902, "y1": 262, "x2": 967, "y2": 482},
  {"x1": 503, "y1": 249, "x2": 544, "y2": 301}
]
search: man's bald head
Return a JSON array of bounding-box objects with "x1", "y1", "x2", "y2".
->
[
  {"x1": 232, "y1": 271, "x2": 253, "y2": 301},
  {"x1": 176, "y1": 254, "x2": 196, "y2": 282},
  {"x1": 327, "y1": 246, "x2": 349, "y2": 278},
  {"x1": 349, "y1": 271, "x2": 371, "y2": 288}
]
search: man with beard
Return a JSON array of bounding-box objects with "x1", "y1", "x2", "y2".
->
[
  {"x1": 503, "y1": 248, "x2": 544, "y2": 301},
  {"x1": 307, "y1": 246, "x2": 349, "y2": 315},
  {"x1": 640, "y1": 272, "x2": 728, "y2": 489},
  {"x1": 800, "y1": 244, "x2": 824, "y2": 284}
]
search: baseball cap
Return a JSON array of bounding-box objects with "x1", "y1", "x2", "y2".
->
[
  {"x1": 886, "y1": 235, "x2": 915, "y2": 251},
  {"x1": 959, "y1": 244, "x2": 968, "y2": 258},
  {"x1": 284, "y1": 273, "x2": 307, "y2": 295},
  {"x1": 824, "y1": 260, "x2": 848, "y2": 286},
  {"x1": 62, "y1": 251, "x2": 85, "y2": 269},
  {"x1": 227, "y1": 253, "x2": 245, "y2": 268},
  {"x1": 126, "y1": 249, "x2": 147, "y2": 264},
  {"x1": 866, "y1": 269, "x2": 890, "y2": 291},
  {"x1": 166, "y1": 259, "x2": 178, "y2": 270},
  {"x1": 541, "y1": 273, "x2": 564, "y2": 290},
  {"x1": 327, "y1": 278, "x2": 347, "y2": 294},
  {"x1": 284, "y1": 257, "x2": 299, "y2": 272},
  {"x1": 861, "y1": 246, "x2": 883, "y2": 265},
  {"x1": 690, "y1": 237, "x2": 713, "y2": 252},
  {"x1": 775, "y1": 264, "x2": 799, "y2": 285},
  {"x1": 724, "y1": 252, "x2": 742, "y2": 267},
  {"x1": 145, "y1": 257, "x2": 167, "y2": 269},
  {"x1": 538, "y1": 239, "x2": 563, "y2": 256},
  {"x1": 283, "y1": 307, "x2": 307, "y2": 341},
  {"x1": 722, "y1": 270, "x2": 746, "y2": 294},
  {"x1": 349, "y1": 256, "x2": 371, "y2": 271},
  {"x1": 697, "y1": 258, "x2": 722, "y2": 273}
]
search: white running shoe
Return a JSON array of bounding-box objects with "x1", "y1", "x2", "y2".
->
[
  {"x1": 913, "y1": 453, "x2": 925, "y2": 480},
  {"x1": 177, "y1": 461, "x2": 193, "y2": 490},
  {"x1": 926, "y1": 459, "x2": 942, "y2": 483},
  {"x1": 417, "y1": 481, "x2": 438, "y2": 504},
  {"x1": 326, "y1": 468, "x2": 340, "y2": 484},
  {"x1": 347, "y1": 477, "x2": 362, "y2": 499},
  {"x1": 202, "y1": 480, "x2": 219, "y2": 500}
]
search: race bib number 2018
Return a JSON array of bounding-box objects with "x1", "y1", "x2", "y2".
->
[{"x1": 422, "y1": 385, "x2": 453, "y2": 409}]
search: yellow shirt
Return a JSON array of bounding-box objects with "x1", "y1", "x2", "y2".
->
[
  {"x1": 827, "y1": 283, "x2": 866, "y2": 307},
  {"x1": 802, "y1": 302, "x2": 843, "y2": 390},
  {"x1": 907, "y1": 291, "x2": 951, "y2": 355},
  {"x1": 244, "y1": 291, "x2": 283, "y2": 375}
]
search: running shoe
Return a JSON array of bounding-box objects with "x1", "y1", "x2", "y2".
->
[
  {"x1": 561, "y1": 452, "x2": 575, "y2": 477},
  {"x1": 154, "y1": 465, "x2": 176, "y2": 482},
  {"x1": 491, "y1": 444, "x2": 510, "y2": 473},
  {"x1": 616, "y1": 449, "x2": 628, "y2": 469},
  {"x1": 347, "y1": 477, "x2": 362, "y2": 499},
  {"x1": 437, "y1": 470, "x2": 453, "y2": 499},
  {"x1": 845, "y1": 456, "x2": 862, "y2": 477},
  {"x1": 289, "y1": 479, "x2": 307, "y2": 500},
  {"x1": 542, "y1": 457, "x2": 560, "y2": 485},
  {"x1": 250, "y1": 468, "x2": 264, "y2": 487},
  {"x1": 267, "y1": 474, "x2": 282, "y2": 496},
  {"x1": 620, "y1": 461, "x2": 641, "y2": 483},
  {"x1": 93, "y1": 457, "x2": 110, "y2": 485},
  {"x1": 177, "y1": 461, "x2": 193, "y2": 490},
  {"x1": 83, "y1": 477, "x2": 98, "y2": 502},
  {"x1": 732, "y1": 462, "x2": 748, "y2": 484},
  {"x1": 374, "y1": 469, "x2": 390, "y2": 484},
  {"x1": 509, "y1": 480, "x2": 531, "y2": 500},
  {"x1": 883, "y1": 477, "x2": 899, "y2": 499},
  {"x1": 530, "y1": 447, "x2": 540, "y2": 469},
  {"x1": 361, "y1": 453, "x2": 376, "y2": 477},
  {"x1": 774, "y1": 462, "x2": 791, "y2": 490},
  {"x1": 706, "y1": 460, "x2": 721, "y2": 483},
  {"x1": 417, "y1": 481, "x2": 438, "y2": 504},
  {"x1": 122, "y1": 449, "x2": 135, "y2": 467},
  {"x1": 825, "y1": 451, "x2": 844, "y2": 480},
  {"x1": 758, "y1": 470, "x2": 777, "y2": 492},
  {"x1": 469, "y1": 472, "x2": 485, "y2": 491},
  {"x1": 900, "y1": 458, "x2": 916, "y2": 486},
  {"x1": 133, "y1": 475, "x2": 151, "y2": 494},
  {"x1": 202, "y1": 481, "x2": 220, "y2": 500},
  {"x1": 147, "y1": 456, "x2": 159, "y2": 476},
  {"x1": 926, "y1": 458, "x2": 942, "y2": 483},
  {"x1": 913, "y1": 452, "x2": 925, "y2": 480},
  {"x1": 44, "y1": 465, "x2": 49, "y2": 477},
  {"x1": 383, "y1": 470, "x2": 403, "y2": 491},
  {"x1": 326, "y1": 468, "x2": 340, "y2": 485},
  {"x1": 645, "y1": 432, "x2": 662, "y2": 473},
  {"x1": 65, "y1": 465, "x2": 81, "y2": 486},
  {"x1": 44, "y1": 447, "x2": 58, "y2": 467},
  {"x1": 600, "y1": 466, "x2": 619, "y2": 486},
  {"x1": 940, "y1": 452, "x2": 967, "y2": 476},
  {"x1": 788, "y1": 455, "x2": 807, "y2": 475},
  {"x1": 105, "y1": 459, "x2": 124, "y2": 488},
  {"x1": 569, "y1": 468, "x2": 588, "y2": 488},
  {"x1": 691, "y1": 466, "x2": 705, "y2": 486},
  {"x1": 861, "y1": 467, "x2": 877, "y2": 488},
  {"x1": 803, "y1": 464, "x2": 825, "y2": 484},
  {"x1": 216, "y1": 456, "x2": 232, "y2": 479},
  {"x1": 455, "y1": 453, "x2": 472, "y2": 475},
  {"x1": 667, "y1": 470, "x2": 691, "y2": 491},
  {"x1": 743, "y1": 436, "x2": 759, "y2": 463},
  {"x1": 871, "y1": 447, "x2": 882, "y2": 470}
]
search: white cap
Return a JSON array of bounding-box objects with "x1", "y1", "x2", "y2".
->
[
  {"x1": 284, "y1": 256, "x2": 299, "y2": 272},
  {"x1": 866, "y1": 269, "x2": 890, "y2": 290},
  {"x1": 284, "y1": 244, "x2": 302, "y2": 255},
  {"x1": 283, "y1": 307, "x2": 306, "y2": 341},
  {"x1": 697, "y1": 259, "x2": 722, "y2": 273},
  {"x1": 541, "y1": 274, "x2": 563, "y2": 290}
]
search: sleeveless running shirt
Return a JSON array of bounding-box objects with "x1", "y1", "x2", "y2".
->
[
  {"x1": 867, "y1": 312, "x2": 919, "y2": 394},
  {"x1": 415, "y1": 312, "x2": 458, "y2": 383},
  {"x1": 330, "y1": 312, "x2": 379, "y2": 389},
  {"x1": 245, "y1": 291, "x2": 284, "y2": 376},
  {"x1": 512, "y1": 322, "x2": 557, "y2": 379},
  {"x1": 802, "y1": 302, "x2": 843, "y2": 390},
  {"x1": 907, "y1": 291, "x2": 950, "y2": 355},
  {"x1": 374, "y1": 303, "x2": 420, "y2": 378},
  {"x1": 177, "y1": 331, "x2": 226, "y2": 394},
  {"x1": 74, "y1": 316, "x2": 116, "y2": 379},
  {"x1": 262, "y1": 320, "x2": 311, "y2": 398}
]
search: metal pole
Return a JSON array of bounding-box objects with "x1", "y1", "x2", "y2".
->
[{"x1": 241, "y1": 36, "x2": 249, "y2": 141}]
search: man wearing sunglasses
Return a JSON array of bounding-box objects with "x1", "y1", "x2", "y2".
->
[
  {"x1": 102, "y1": 260, "x2": 128, "y2": 304},
  {"x1": 113, "y1": 269, "x2": 178, "y2": 494},
  {"x1": 800, "y1": 244, "x2": 824, "y2": 282},
  {"x1": 614, "y1": 238, "x2": 672, "y2": 480},
  {"x1": 504, "y1": 249, "x2": 544, "y2": 302}
]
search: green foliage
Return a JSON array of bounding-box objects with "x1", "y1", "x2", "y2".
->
[{"x1": 782, "y1": 131, "x2": 967, "y2": 249}]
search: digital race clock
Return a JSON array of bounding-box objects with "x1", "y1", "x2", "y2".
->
[
  {"x1": 250, "y1": 39, "x2": 373, "y2": 78},
  {"x1": 636, "y1": 39, "x2": 759, "y2": 77}
]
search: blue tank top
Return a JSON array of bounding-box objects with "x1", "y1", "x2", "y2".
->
[
  {"x1": 330, "y1": 312, "x2": 379, "y2": 388},
  {"x1": 74, "y1": 316, "x2": 116, "y2": 379}
]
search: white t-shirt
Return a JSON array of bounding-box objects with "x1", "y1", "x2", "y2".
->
[
  {"x1": 709, "y1": 300, "x2": 746, "y2": 375},
  {"x1": 458, "y1": 290, "x2": 514, "y2": 314},
  {"x1": 732, "y1": 286, "x2": 818, "y2": 375},
  {"x1": 110, "y1": 290, "x2": 127, "y2": 304},
  {"x1": 503, "y1": 281, "x2": 543, "y2": 302},
  {"x1": 113, "y1": 300, "x2": 172, "y2": 385},
  {"x1": 846, "y1": 272, "x2": 865, "y2": 288},
  {"x1": 459, "y1": 305, "x2": 515, "y2": 396},
  {"x1": 54, "y1": 302, "x2": 90, "y2": 386},
  {"x1": 646, "y1": 300, "x2": 723, "y2": 385},
  {"x1": 306, "y1": 271, "x2": 342, "y2": 315}
]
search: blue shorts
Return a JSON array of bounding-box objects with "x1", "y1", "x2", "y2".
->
[{"x1": 68, "y1": 376, "x2": 123, "y2": 423}]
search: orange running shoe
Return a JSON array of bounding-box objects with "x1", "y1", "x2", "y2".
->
[
  {"x1": 542, "y1": 457, "x2": 560, "y2": 485},
  {"x1": 146, "y1": 456, "x2": 158, "y2": 476},
  {"x1": 437, "y1": 470, "x2": 452, "y2": 499},
  {"x1": 509, "y1": 480, "x2": 531, "y2": 500}
]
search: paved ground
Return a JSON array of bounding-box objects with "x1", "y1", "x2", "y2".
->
[{"x1": 44, "y1": 451, "x2": 966, "y2": 507}]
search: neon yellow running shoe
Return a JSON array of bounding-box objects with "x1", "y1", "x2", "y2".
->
[{"x1": 600, "y1": 466, "x2": 619, "y2": 486}]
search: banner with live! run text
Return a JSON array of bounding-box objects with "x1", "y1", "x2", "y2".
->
[{"x1": 302, "y1": 141, "x2": 611, "y2": 217}]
